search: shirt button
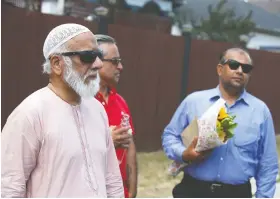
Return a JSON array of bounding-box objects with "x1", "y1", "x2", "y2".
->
[{"x1": 220, "y1": 157, "x2": 223, "y2": 161}]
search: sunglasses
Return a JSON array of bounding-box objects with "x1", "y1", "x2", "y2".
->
[
  {"x1": 222, "y1": 59, "x2": 253, "y2": 74},
  {"x1": 102, "y1": 58, "x2": 122, "y2": 66},
  {"x1": 60, "y1": 50, "x2": 103, "y2": 64}
]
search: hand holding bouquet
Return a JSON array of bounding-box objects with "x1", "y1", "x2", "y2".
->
[
  {"x1": 168, "y1": 98, "x2": 237, "y2": 176},
  {"x1": 187, "y1": 98, "x2": 237, "y2": 152}
]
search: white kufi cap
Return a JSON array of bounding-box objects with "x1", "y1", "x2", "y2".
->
[{"x1": 43, "y1": 23, "x2": 90, "y2": 59}]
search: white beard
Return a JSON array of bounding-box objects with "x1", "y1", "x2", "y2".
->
[{"x1": 63, "y1": 57, "x2": 100, "y2": 98}]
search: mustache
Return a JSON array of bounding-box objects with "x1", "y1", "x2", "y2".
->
[{"x1": 84, "y1": 71, "x2": 98, "y2": 79}]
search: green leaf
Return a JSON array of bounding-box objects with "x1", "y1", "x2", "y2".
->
[
  {"x1": 228, "y1": 123, "x2": 237, "y2": 130},
  {"x1": 226, "y1": 129, "x2": 234, "y2": 138}
]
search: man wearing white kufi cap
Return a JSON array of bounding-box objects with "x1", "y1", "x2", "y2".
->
[{"x1": 1, "y1": 23, "x2": 124, "y2": 198}]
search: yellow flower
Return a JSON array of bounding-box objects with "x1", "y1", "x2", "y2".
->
[
  {"x1": 218, "y1": 131, "x2": 226, "y2": 142},
  {"x1": 218, "y1": 107, "x2": 229, "y2": 121},
  {"x1": 217, "y1": 120, "x2": 225, "y2": 141},
  {"x1": 216, "y1": 107, "x2": 237, "y2": 142},
  {"x1": 216, "y1": 120, "x2": 221, "y2": 128}
]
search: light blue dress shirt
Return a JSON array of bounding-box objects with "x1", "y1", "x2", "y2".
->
[{"x1": 162, "y1": 86, "x2": 278, "y2": 198}]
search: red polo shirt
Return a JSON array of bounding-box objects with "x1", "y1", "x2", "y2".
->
[{"x1": 95, "y1": 89, "x2": 135, "y2": 198}]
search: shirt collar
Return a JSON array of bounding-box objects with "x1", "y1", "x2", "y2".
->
[
  {"x1": 238, "y1": 90, "x2": 250, "y2": 106},
  {"x1": 109, "y1": 87, "x2": 117, "y2": 95},
  {"x1": 209, "y1": 85, "x2": 250, "y2": 106},
  {"x1": 95, "y1": 87, "x2": 117, "y2": 100}
]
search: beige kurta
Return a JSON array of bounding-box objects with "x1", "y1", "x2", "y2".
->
[{"x1": 1, "y1": 87, "x2": 124, "y2": 198}]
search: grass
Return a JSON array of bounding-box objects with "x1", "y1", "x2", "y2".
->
[
  {"x1": 277, "y1": 135, "x2": 280, "y2": 160},
  {"x1": 137, "y1": 151, "x2": 182, "y2": 198},
  {"x1": 136, "y1": 135, "x2": 280, "y2": 198}
]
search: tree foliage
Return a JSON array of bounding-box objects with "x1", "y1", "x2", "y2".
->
[{"x1": 191, "y1": 0, "x2": 256, "y2": 43}]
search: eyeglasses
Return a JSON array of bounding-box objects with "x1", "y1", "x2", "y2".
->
[
  {"x1": 60, "y1": 50, "x2": 103, "y2": 64},
  {"x1": 102, "y1": 58, "x2": 122, "y2": 66},
  {"x1": 222, "y1": 59, "x2": 253, "y2": 74}
]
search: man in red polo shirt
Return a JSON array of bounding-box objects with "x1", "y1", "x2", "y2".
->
[{"x1": 95, "y1": 34, "x2": 137, "y2": 198}]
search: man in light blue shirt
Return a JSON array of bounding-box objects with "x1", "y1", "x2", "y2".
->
[{"x1": 162, "y1": 48, "x2": 278, "y2": 198}]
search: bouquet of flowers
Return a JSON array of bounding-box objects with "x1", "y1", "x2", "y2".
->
[
  {"x1": 168, "y1": 98, "x2": 237, "y2": 176},
  {"x1": 216, "y1": 107, "x2": 236, "y2": 143}
]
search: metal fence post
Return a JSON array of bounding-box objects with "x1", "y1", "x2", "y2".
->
[
  {"x1": 180, "y1": 32, "x2": 192, "y2": 101},
  {"x1": 97, "y1": 16, "x2": 109, "y2": 34}
]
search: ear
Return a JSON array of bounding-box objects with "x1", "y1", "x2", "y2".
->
[
  {"x1": 217, "y1": 64, "x2": 223, "y2": 77},
  {"x1": 50, "y1": 56, "x2": 63, "y2": 76}
]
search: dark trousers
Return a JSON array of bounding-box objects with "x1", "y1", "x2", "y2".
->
[{"x1": 173, "y1": 174, "x2": 252, "y2": 198}]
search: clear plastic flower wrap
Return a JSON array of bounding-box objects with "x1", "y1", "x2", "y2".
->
[{"x1": 168, "y1": 98, "x2": 237, "y2": 176}]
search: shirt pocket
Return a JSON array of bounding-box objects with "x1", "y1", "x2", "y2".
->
[{"x1": 233, "y1": 125, "x2": 259, "y2": 175}]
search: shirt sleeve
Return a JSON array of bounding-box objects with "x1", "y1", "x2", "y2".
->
[
  {"x1": 103, "y1": 111, "x2": 124, "y2": 198},
  {"x1": 255, "y1": 108, "x2": 279, "y2": 198},
  {"x1": 162, "y1": 98, "x2": 189, "y2": 163},
  {"x1": 1, "y1": 110, "x2": 40, "y2": 198}
]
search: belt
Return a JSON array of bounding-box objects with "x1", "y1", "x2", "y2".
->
[{"x1": 183, "y1": 174, "x2": 251, "y2": 193}]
